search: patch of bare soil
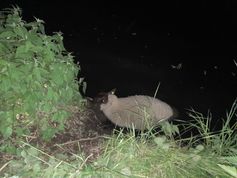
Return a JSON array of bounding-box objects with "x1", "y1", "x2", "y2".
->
[
  {"x1": 0, "y1": 105, "x2": 115, "y2": 167},
  {"x1": 48, "y1": 105, "x2": 115, "y2": 162}
]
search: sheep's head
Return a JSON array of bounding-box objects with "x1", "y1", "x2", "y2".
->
[
  {"x1": 99, "y1": 89, "x2": 118, "y2": 111},
  {"x1": 85, "y1": 89, "x2": 117, "y2": 123},
  {"x1": 94, "y1": 88, "x2": 116, "y2": 104},
  {"x1": 93, "y1": 92, "x2": 108, "y2": 104},
  {"x1": 87, "y1": 88, "x2": 117, "y2": 106}
]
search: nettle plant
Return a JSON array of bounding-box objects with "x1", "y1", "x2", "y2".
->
[{"x1": 0, "y1": 7, "x2": 83, "y2": 148}]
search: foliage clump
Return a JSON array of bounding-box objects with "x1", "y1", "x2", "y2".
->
[{"x1": 0, "y1": 7, "x2": 83, "y2": 152}]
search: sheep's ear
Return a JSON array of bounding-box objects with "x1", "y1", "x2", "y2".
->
[
  {"x1": 86, "y1": 97, "x2": 94, "y2": 102},
  {"x1": 110, "y1": 88, "x2": 116, "y2": 95},
  {"x1": 85, "y1": 97, "x2": 94, "y2": 107}
]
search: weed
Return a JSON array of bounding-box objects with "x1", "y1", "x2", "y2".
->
[{"x1": 0, "y1": 6, "x2": 84, "y2": 153}]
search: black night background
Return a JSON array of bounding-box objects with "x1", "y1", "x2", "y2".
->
[{"x1": 1, "y1": 1, "x2": 237, "y2": 119}]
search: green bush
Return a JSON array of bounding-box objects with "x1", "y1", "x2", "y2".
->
[{"x1": 0, "y1": 7, "x2": 84, "y2": 151}]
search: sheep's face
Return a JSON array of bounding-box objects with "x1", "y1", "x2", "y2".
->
[
  {"x1": 93, "y1": 88, "x2": 116, "y2": 104},
  {"x1": 100, "y1": 92, "x2": 118, "y2": 111},
  {"x1": 93, "y1": 92, "x2": 108, "y2": 104}
]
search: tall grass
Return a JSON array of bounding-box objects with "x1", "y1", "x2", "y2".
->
[
  {"x1": 88, "y1": 130, "x2": 228, "y2": 177},
  {"x1": 187, "y1": 98, "x2": 237, "y2": 156},
  {"x1": 1, "y1": 96, "x2": 236, "y2": 177}
]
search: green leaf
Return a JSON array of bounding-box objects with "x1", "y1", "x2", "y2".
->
[
  {"x1": 218, "y1": 164, "x2": 237, "y2": 177},
  {"x1": 224, "y1": 156, "x2": 237, "y2": 165},
  {"x1": 33, "y1": 163, "x2": 41, "y2": 174},
  {"x1": 3, "y1": 126, "x2": 13, "y2": 138},
  {"x1": 21, "y1": 150, "x2": 27, "y2": 158},
  {"x1": 15, "y1": 41, "x2": 34, "y2": 59},
  {"x1": 28, "y1": 32, "x2": 43, "y2": 46},
  {"x1": 0, "y1": 42, "x2": 10, "y2": 54},
  {"x1": 27, "y1": 147, "x2": 39, "y2": 156},
  {"x1": 33, "y1": 67, "x2": 42, "y2": 82},
  {"x1": 41, "y1": 128, "x2": 56, "y2": 141},
  {"x1": 13, "y1": 26, "x2": 28, "y2": 38},
  {"x1": 15, "y1": 127, "x2": 24, "y2": 136},
  {"x1": 0, "y1": 31, "x2": 15, "y2": 39},
  {"x1": 121, "y1": 167, "x2": 132, "y2": 176},
  {"x1": 47, "y1": 87, "x2": 56, "y2": 101},
  {"x1": 1, "y1": 78, "x2": 11, "y2": 91},
  {"x1": 154, "y1": 136, "x2": 166, "y2": 146},
  {"x1": 195, "y1": 144, "x2": 204, "y2": 152}
]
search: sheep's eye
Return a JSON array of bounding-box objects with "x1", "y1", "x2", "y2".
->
[{"x1": 102, "y1": 99, "x2": 105, "y2": 103}]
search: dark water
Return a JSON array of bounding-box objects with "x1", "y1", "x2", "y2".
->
[
  {"x1": 1, "y1": 1, "x2": 237, "y2": 121},
  {"x1": 73, "y1": 35, "x2": 236, "y2": 121}
]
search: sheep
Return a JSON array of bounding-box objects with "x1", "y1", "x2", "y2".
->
[{"x1": 100, "y1": 89, "x2": 176, "y2": 130}]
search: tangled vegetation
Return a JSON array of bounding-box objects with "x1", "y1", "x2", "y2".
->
[{"x1": 0, "y1": 6, "x2": 84, "y2": 154}]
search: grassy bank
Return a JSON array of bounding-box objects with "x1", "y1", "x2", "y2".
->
[{"x1": 1, "y1": 99, "x2": 236, "y2": 177}]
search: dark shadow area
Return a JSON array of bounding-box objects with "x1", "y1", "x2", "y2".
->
[{"x1": 1, "y1": 1, "x2": 237, "y2": 122}]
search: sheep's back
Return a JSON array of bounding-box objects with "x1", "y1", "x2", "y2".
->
[{"x1": 105, "y1": 95, "x2": 173, "y2": 130}]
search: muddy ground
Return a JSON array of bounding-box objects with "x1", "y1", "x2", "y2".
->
[
  {"x1": 50, "y1": 105, "x2": 114, "y2": 162},
  {"x1": 0, "y1": 104, "x2": 115, "y2": 166}
]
